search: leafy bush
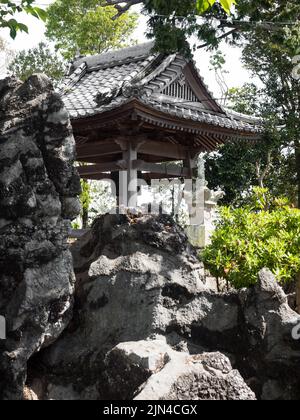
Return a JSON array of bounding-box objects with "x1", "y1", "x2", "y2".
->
[{"x1": 201, "y1": 188, "x2": 300, "y2": 289}]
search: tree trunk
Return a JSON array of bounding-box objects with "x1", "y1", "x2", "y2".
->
[
  {"x1": 295, "y1": 140, "x2": 300, "y2": 208},
  {"x1": 296, "y1": 273, "x2": 300, "y2": 315},
  {"x1": 292, "y1": 139, "x2": 300, "y2": 313},
  {"x1": 82, "y1": 207, "x2": 89, "y2": 229}
]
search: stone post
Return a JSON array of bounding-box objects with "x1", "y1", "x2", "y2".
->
[{"x1": 185, "y1": 154, "x2": 224, "y2": 248}]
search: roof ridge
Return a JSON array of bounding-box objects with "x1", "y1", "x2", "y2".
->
[
  {"x1": 117, "y1": 53, "x2": 161, "y2": 99},
  {"x1": 225, "y1": 107, "x2": 263, "y2": 123},
  {"x1": 58, "y1": 62, "x2": 87, "y2": 95},
  {"x1": 135, "y1": 54, "x2": 180, "y2": 90},
  {"x1": 72, "y1": 41, "x2": 156, "y2": 71}
]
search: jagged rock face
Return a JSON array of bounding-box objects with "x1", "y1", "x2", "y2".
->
[
  {"x1": 36, "y1": 214, "x2": 207, "y2": 398},
  {"x1": 105, "y1": 340, "x2": 256, "y2": 401},
  {"x1": 238, "y1": 270, "x2": 300, "y2": 400},
  {"x1": 29, "y1": 214, "x2": 300, "y2": 400},
  {"x1": 0, "y1": 75, "x2": 81, "y2": 400}
]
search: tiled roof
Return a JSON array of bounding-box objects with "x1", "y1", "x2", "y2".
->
[
  {"x1": 72, "y1": 42, "x2": 156, "y2": 71},
  {"x1": 60, "y1": 42, "x2": 262, "y2": 135}
]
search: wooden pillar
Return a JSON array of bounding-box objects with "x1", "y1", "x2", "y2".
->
[
  {"x1": 115, "y1": 138, "x2": 141, "y2": 208},
  {"x1": 183, "y1": 150, "x2": 197, "y2": 179},
  {"x1": 124, "y1": 142, "x2": 138, "y2": 208},
  {"x1": 111, "y1": 171, "x2": 120, "y2": 206},
  {"x1": 119, "y1": 170, "x2": 128, "y2": 208}
]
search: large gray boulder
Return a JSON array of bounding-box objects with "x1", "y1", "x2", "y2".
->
[
  {"x1": 0, "y1": 75, "x2": 81, "y2": 399},
  {"x1": 239, "y1": 269, "x2": 300, "y2": 400},
  {"x1": 105, "y1": 339, "x2": 256, "y2": 401},
  {"x1": 29, "y1": 214, "x2": 300, "y2": 400},
  {"x1": 36, "y1": 214, "x2": 208, "y2": 398}
]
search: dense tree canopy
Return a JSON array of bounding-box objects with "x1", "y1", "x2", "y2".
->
[
  {"x1": 188, "y1": 1, "x2": 300, "y2": 207},
  {"x1": 6, "y1": 1, "x2": 139, "y2": 86},
  {"x1": 104, "y1": 1, "x2": 300, "y2": 55},
  {"x1": 241, "y1": 23, "x2": 300, "y2": 206},
  {"x1": 45, "y1": 0, "x2": 138, "y2": 60},
  {"x1": 8, "y1": 42, "x2": 65, "y2": 83},
  {"x1": 205, "y1": 81, "x2": 297, "y2": 206}
]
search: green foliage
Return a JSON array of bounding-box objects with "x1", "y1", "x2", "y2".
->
[
  {"x1": 0, "y1": 0, "x2": 47, "y2": 39},
  {"x1": 209, "y1": 50, "x2": 227, "y2": 72},
  {"x1": 205, "y1": 140, "x2": 261, "y2": 206},
  {"x1": 227, "y1": 83, "x2": 261, "y2": 116},
  {"x1": 143, "y1": 0, "x2": 235, "y2": 55},
  {"x1": 46, "y1": 0, "x2": 138, "y2": 60},
  {"x1": 143, "y1": 0, "x2": 242, "y2": 54},
  {"x1": 241, "y1": 17, "x2": 300, "y2": 206},
  {"x1": 206, "y1": 138, "x2": 298, "y2": 208},
  {"x1": 78, "y1": 178, "x2": 115, "y2": 228},
  {"x1": 137, "y1": 0, "x2": 300, "y2": 63},
  {"x1": 201, "y1": 188, "x2": 300, "y2": 288},
  {"x1": 8, "y1": 42, "x2": 66, "y2": 83},
  {"x1": 80, "y1": 179, "x2": 92, "y2": 213},
  {"x1": 205, "y1": 79, "x2": 298, "y2": 207},
  {"x1": 196, "y1": 0, "x2": 236, "y2": 15}
]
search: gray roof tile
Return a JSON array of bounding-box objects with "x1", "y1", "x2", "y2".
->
[{"x1": 61, "y1": 42, "x2": 262, "y2": 135}]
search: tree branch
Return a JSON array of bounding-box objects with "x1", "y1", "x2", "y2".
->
[
  {"x1": 197, "y1": 28, "x2": 239, "y2": 49},
  {"x1": 256, "y1": 149, "x2": 272, "y2": 188},
  {"x1": 105, "y1": 0, "x2": 143, "y2": 18}
]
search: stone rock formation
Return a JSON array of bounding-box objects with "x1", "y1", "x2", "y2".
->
[
  {"x1": 26, "y1": 214, "x2": 300, "y2": 400},
  {"x1": 32, "y1": 213, "x2": 209, "y2": 399},
  {"x1": 105, "y1": 340, "x2": 256, "y2": 400},
  {"x1": 0, "y1": 75, "x2": 81, "y2": 400}
]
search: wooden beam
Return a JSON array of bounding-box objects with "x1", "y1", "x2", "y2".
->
[
  {"x1": 77, "y1": 155, "x2": 122, "y2": 165},
  {"x1": 80, "y1": 171, "x2": 183, "y2": 182},
  {"x1": 80, "y1": 173, "x2": 113, "y2": 181},
  {"x1": 142, "y1": 173, "x2": 182, "y2": 181},
  {"x1": 78, "y1": 159, "x2": 196, "y2": 178},
  {"x1": 76, "y1": 139, "x2": 194, "y2": 161},
  {"x1": 76, "y1": 142, "x2": 121, "y2": 159},
  {"x1": 132, "y1": 160, "x2": 190, "y2": 177},
  {"x1": 78, "y1": 161, "x2": 126, "y2": 176},
  {"x1": 140, "y1": 141, "x2": 189, "y2": 160}
]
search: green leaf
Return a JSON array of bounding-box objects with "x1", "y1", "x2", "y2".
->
[
  {"x1": 9, "y1": 25, "x2": 17, "y2": 39},
  {"x1": 196, "y1": 0, "x2": 235, "y2": 14},
  {"x1": 17, "y1": 23, "x2": 29, "y2": 33},
  {"x1": 33, "y1": 7, "x2": 48, "y2": 22},
  {"x1": 220, "y1": 0, "x2": 236, "y2": 14},
  {"x1": 196, "y1": 0, "x2": 216, "y2": 14}
]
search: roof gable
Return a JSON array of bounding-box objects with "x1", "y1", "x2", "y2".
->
[
  {"x1": 162, "y1": 75, "x2": 200, "y2": 103},
  {"x1": 148, "y1": 65, "x2": 223, "y2": 114}
]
